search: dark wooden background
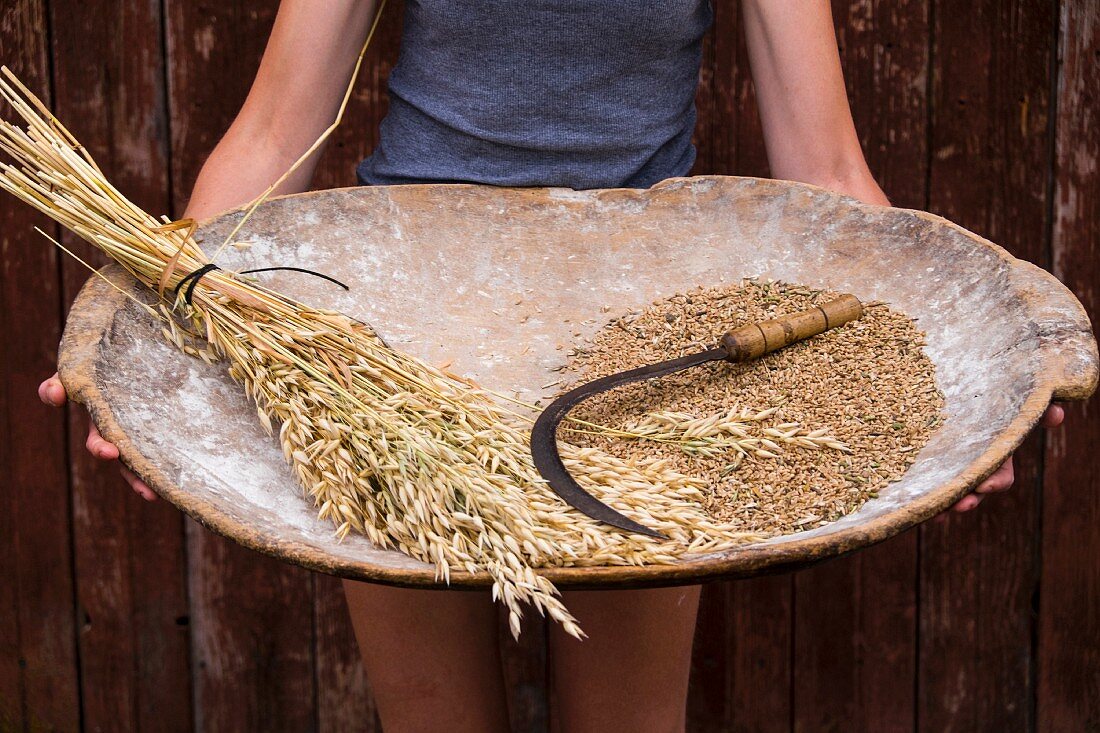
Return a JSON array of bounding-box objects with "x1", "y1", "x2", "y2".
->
[{"x1": 1, "y1": 1, "x2": 1097, "y2": 731}]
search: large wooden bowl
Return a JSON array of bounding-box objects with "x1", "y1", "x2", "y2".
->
[{"x1": 58, "y1": 176, "x2": 1097, "y2": 588}]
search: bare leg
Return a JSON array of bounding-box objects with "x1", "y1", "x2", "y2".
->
[
  {"x1": 550, "y1": 585, "x2": 701, "y2": 733},
  {"x1": 342, "y1": 580, "x2": 511, "y2": 733}
]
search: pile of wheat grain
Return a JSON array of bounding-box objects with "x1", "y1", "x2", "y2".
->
[{"x1": 562, "y1": 279, "x2": 946, "y2": 536}]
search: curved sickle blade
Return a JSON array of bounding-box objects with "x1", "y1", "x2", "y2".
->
[{"x1": 530, "y1": 347, "x2": 728, "y2": 539}]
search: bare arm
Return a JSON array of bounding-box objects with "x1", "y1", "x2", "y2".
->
[
  {"x1": 41, "y1": 0, "x2": 380, "y2": 497},
  {"x1": 741, "y1": 0, "x2": 888, "y2": 205},
  {"x1": 741, "y1": 2, "x2": 1066, "y2": 511},
  {"x1": 184, "y1": 0, "x2": 379, "y2": 219}
]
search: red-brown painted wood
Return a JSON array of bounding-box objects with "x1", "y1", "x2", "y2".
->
[
  {"x1": 0, "y1": 3, "x2": 82, "y2": 730},
  {"x1": 314, "y1": 576, "x2": 381, "y2": 733},
  {"x1": 729, "y1": 576, "x2": 794, "y2": 733},
  {"x1": 185, "y1": 522, "x2": 317, "y2": 732},
  {"x1": 2, "y1": 1, "x2": 1099, "y2": 730},
  {"x1": 692, "y1": 0, "x2": 739, "y2": 178},
  {"x1": 164, "y1": 2, "x2": 281, "y2": 208},
  {"x1": 919, "y1": 1, "x2": 1056, "y2": 730},
  {"x1": 839, "y1": 0, "x2": 932, "y2": 211},
  {"x1": 688, "y1": 583, "x2": 734, "y2": 731},
  {"x1": 501, "y1": 611, "x2": 550, "y2": 732},
  {"x1": 794, "y1": 559, "x2": 860, "y2": 732},
  {"x1": 47, "y1": 0, "x2": 195, "y2": 729},
  {"x1": 1039, "y1": 2, "x2": 1100, "y2": 730}
]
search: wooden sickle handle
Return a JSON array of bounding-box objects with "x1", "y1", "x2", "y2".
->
[{"x1": 720, "y1": 294, "x2": 863, "y2": 363}]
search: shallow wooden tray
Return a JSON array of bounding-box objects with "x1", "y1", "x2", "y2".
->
[{"x1": 58, "y1": 176, "x2": 1097, "y2": 588}]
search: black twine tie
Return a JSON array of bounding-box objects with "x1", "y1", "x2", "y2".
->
[{"x1": 172, "y1": 264, "x2": 350, "y2": 305}]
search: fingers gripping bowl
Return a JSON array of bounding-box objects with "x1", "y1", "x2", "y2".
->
[{"x1": 58, "y1": 176, "x2": 1097, "y2": 588}]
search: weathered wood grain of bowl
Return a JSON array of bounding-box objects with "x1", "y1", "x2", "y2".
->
[{"x1": 58, "y1": 176, "x2": 1098, "y2": 588}]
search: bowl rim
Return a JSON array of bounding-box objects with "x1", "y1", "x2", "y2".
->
[{"x1": 57, "y1": 175, "x2": 1098, "y2": 588}]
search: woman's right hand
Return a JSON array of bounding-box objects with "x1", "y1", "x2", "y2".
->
[
  {"x1": 32, "y1": 2, "x2": 382, "y2": 504},
  {"x1": 38, "y1": 372, "x2": 158, "y2": 501}
]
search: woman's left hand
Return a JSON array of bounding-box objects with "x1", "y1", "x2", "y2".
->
[
  {"x1": 948, "y1": 403, "x2": 1064, "y2": 513},
  {"x1": 743, "y1": 1, "x2": 1068, "y2": 521},
  {"x1": 818, "y1": 176, "x2": 1067, "y2": 518}
]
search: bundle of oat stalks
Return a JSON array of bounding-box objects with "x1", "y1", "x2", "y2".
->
[{"x1": 0, "y1": 68, "x2": 848, "y2": 638}]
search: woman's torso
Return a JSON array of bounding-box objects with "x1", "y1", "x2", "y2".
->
[{"x1": 357, "y1": 0, "x2": 713, "y2": 190}]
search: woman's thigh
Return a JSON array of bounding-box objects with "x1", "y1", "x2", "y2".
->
[
  {"x1": 342, "y1": 579, "x2": 510, "y2": 733},
  {"x1": 550, "y1": 585, "x2": 702, "y2": 733}
]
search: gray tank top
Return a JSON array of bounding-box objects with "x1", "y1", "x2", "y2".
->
[{"x1": 357, "y1": 0, "x2": 713, "y2": 190}]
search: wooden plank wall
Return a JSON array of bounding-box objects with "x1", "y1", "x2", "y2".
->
[{"x1": 0, "y1": 0, "x2": 1096, "y2": 730}]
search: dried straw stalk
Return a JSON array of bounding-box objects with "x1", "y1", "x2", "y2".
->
[{"x1": 0, "y1": 67, "x2": 849, "y2": 638}]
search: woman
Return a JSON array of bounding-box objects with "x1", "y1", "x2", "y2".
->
[{"x1": 38, "y1": 1, "x2": 1063, "y2": 730}]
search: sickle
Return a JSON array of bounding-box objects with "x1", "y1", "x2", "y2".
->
[{"x1": 529, "y1": 294, "x2": 864, "y2": 538}]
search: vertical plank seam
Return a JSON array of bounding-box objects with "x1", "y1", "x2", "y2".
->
[
  {"x1": 728, "y1": 0, "x2": 739, "y2": 176},
  {"x1": 913, "y1": 530, "x2": 923, "y2": 733},
  {"x1": 1032, "y1": 2, "x2": 1064, "y2": 730},
  {"x1": 1, "y1": 12, "x2": 31, "y2": 717},
  {"x1": 1040, "y1": 0, "x2": 1061, "y2": 276},
  {"x1": 723, "y1": 582, "x2": 734, "y2": 730},
  {"x1": 310, "y1": 573, "x2": 320, "y2": 733},
  {"x1": 158, "y1": 0, "x2": 177, "y2": 220},
  {"x1": 915, "y1": 0, "x2": 936, "y2": 729},
  {"x1": 0, "y1": 228, "x2": 24, "y2": 725},
  {"x1": 154, "y1": 2, "x2": 202, "y2": 730},
  {"x1": 787, "y1": 574, "x2": 795, "y2": 733},
  {"x1": 921, "y1": 0, "x2": 937, "y2": 211},
  {"x1": 184, "y1": 526, "x2": 202, "y2": 733},
  {"x1": 116, "y1": 0, "x2": 149, "y2": 700},
  {"x1": 41, "y1": 0, "x2": 88, "y2": 726},
  {"x1": 855, "y1": 553, "x2": 864, "y2": 732},
  {"x1": 1, "y1": 6, "x2": 30, "y2": 714},
  {"x1": 714, "y1": 0, "x2": 726, "y2": 175},
  {"x1": 976, "y1": 7, "x2": 996, "y2": 723},
  {"x1": 854, "y1": 10, "x2": 874, "y2": 725},
  {"x1": 125, "y1": 478, "x2": 140, "y2": 729},
  {"x1": 544, "y1": 608, "x2": 554, "y2": 733},
  {"x1": 543, "y1": 605, "x2": 552, "y2": 732},
  {"x1": 1, "y1": 277, "x2": 27, "y2": 729}
]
